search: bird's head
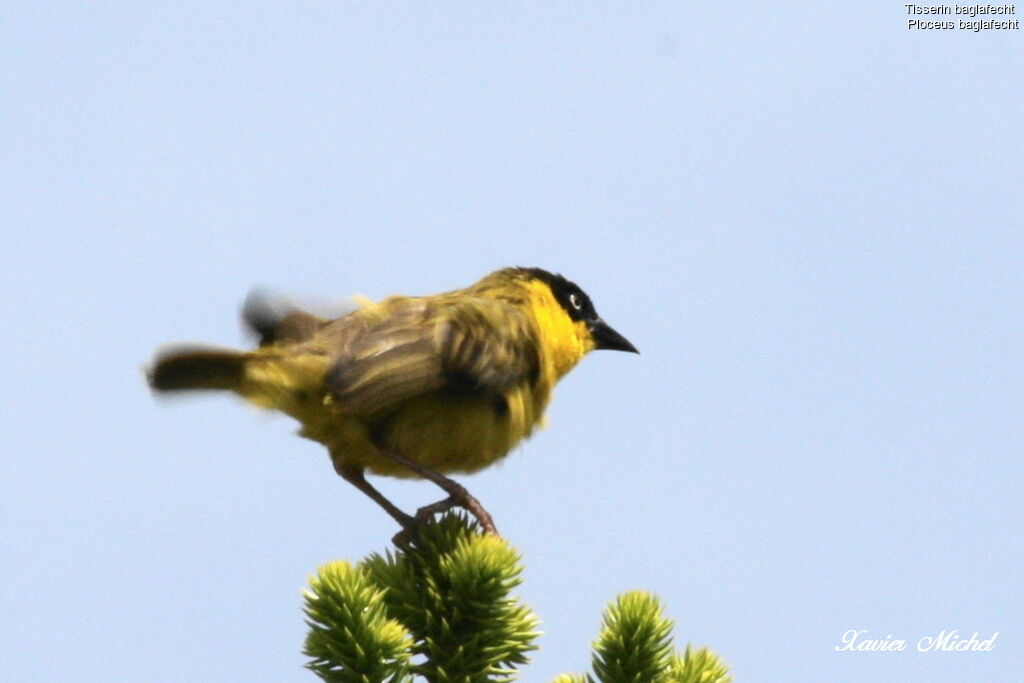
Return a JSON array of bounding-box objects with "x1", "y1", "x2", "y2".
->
[{"x1": 496, "y1": 267, "x2": 638, "y2": 380}]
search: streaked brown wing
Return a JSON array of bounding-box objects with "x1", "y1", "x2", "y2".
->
[
  {"x1": 243, "y1": 291, "x2": 327, "y2": 347},
  {"x1": 324, "y1": 296, "x2": 538, "y2": 416}
]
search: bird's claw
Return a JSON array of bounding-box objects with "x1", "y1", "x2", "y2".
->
[{"x1": 390, "y1": 494, "x2": 498, "y2": 547}]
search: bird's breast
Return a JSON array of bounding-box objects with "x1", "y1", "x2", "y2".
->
[{"x1": 329, "y1": 382, "x2": 550, "y2": 477}]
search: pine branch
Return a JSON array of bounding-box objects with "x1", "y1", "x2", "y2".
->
[
  {"x1": 303, "y1": 514, "x2": 729, "y2": 683},
  {"x1": 303, "y1": 561, "x2": 413, "y2": 683},
  {"x1": 555, "y1": 591, "x2": 731, "y2": 683},
  {"x1": 306, "y1": 513, "x2": 540, "y2": 682},
  {"x1": 591, "y1": 591, "x2": 676, "y2": 682},
  {"x1": 363, "y1": 514, "x2": 540, "y2": 682},
  {"x1": 666, "y1": 645, "x2": 732, "y2": 683}
]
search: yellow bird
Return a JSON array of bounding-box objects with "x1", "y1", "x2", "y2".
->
[{"x1": 149, "y1": 267, "x2": 637, "y2": 536}]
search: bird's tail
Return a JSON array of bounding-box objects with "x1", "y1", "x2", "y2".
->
[{"x1": 149, "y1": 346, "x2": 249, "y2": 393}]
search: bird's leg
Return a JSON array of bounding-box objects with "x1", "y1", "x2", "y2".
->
[
  {"x1": 334, "y1": 462, "x2": 415, "y2": 530},
  {"x1": 378, "y1": 449, "x2": 498, "y2": 535}
]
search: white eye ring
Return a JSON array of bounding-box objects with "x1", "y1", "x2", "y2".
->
[{"x1": 569, "y1": 293, "x2": 582, "y2": 310}]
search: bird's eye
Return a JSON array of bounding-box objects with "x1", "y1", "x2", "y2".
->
[{"x1": 569, "y1": 293, "x2": 583, "y2": 310}]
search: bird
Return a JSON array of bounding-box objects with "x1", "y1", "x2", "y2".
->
[{"x1": 148, "y1": 267, "x2": 637, "y2": 537}]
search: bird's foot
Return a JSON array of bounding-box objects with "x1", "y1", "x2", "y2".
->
[
  {"x1": 416, "y1": 490, "x2": 498, "y2": 535},
  {"x1": 391, "y1": 491, "x2": 498, "y2": 547}
]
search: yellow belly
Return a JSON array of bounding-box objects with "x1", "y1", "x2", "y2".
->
[
  {"x1": 291, "y1": 385, "x2": 546, "y2": 478},
  {"x1": 238, "y1": 352, "x2": 550, "y2": 478}
]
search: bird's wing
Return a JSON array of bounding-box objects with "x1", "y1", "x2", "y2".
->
[
  {"x1": 324, "y1": 296, "x2": 539, "y2": 416},
  {"x1": 243, "y1": 291, "x2": 327, "y2": 347}
]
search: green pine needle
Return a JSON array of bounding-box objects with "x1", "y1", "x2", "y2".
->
[
  {"x1": 591, "y1": 591, "x2": 675, "y2": 683},
  {"x1": 303, "y1": 515, "x2": 728, "y2": 683},
  {"x1": 363, "y1": 514, "x2": 541, "y2": 682},
  {"x1": 665, "y1": 645, "x2": 732, "y2": 683},
  {"x1": 307, "y1": 513, "x2": 540, "y2": 682},
  {"x1": 303, "y1": 561, "x2": 413, "y2": 682}
]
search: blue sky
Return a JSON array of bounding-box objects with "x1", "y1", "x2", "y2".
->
[{"x1": 2, "y1": 3, "x2": 1021, "y2": 681}]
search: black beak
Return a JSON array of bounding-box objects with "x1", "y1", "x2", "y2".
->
[{"x1": 590, "y1": 319, "x2": 639, "y2": 354}]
